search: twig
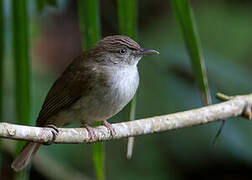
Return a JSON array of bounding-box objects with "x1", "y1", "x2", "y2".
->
[
  {"x1": 211, "y1": 92, "x2": 231, "y2": 146},
  {"x1": 216, "y1": 92, "x2": 233, "y2": 101},
  {"x1": 0, "y1": 93, "x2": 251, "y2": 144}
]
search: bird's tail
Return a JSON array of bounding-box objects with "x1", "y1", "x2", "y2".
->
[{"x1": 11, "y1": 142, "x2": 41, "y2": 171}]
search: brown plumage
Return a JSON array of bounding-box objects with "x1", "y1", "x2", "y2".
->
[
  {"x1": 36, "y1": 55, "x2": 93, "y2": 127},
  {"x1": 97, "y1": 35, "x2": 141, "y2": 51},
  {"x1": 11, "y1": 35, "x2": 159, "y2": 171}
]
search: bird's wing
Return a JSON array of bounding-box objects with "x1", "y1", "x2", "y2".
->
[{"x1": 36, "y1": 56, "x2": 94, "y2": 127}]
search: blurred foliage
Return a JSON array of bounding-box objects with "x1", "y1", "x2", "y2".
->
[
  {"x1": 1, "y1": 0, "x2": 252, "y2": 180},
  {"x1": 170, "y1": 0, "x2": 224, "y2": 147},
  {"x1": 117, "y1": 0, "x2": 138, "y2": 39},
  {"x1": 0, "y1": 1, "x2": 3, "y2": 118},
  {"x1": 36, "y1": 0, "x2": 57, "y2": 14},
  {"x1": 77, "y1": 0, "x2": 101, "y2": 49},
  {"x1": 12, "y1": 0, "x2": 30, "y2": 127},
  {"x1": 12, "y1": 0, "x2": 31, "y2": 179},
  {"x1": 77, "y1": 1, "x2": 104, "y2": 180},
  {"x1": 170, "y1": 0, "x2": 211, "y2": 105},
  {"x1": 0, "y1": 0, "x2": 3, "y2": 169}
]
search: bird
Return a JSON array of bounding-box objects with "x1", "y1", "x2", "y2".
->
[{"x1": 11, "y1": 35, "x2": 159, "y2": 171}]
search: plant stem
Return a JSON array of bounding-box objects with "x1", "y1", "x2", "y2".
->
[{"x1": 12, "y1": 0, "x2": 31, "y2": 179}]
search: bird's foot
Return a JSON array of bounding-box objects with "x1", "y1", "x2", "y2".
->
[
  {"x1": 102, "y1": 120, "x2": 116, "y2": 139},
  {"x1": 243, "y1": 104, "x2": 252, "y2": 120},
  {"x1": 44, "y1": 124, "x2": 59, "y2": 145},
  {"x1": 83, "y1": 124, "x2": 95, "y2": 142}
]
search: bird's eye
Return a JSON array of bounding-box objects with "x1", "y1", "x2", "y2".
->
[{"x1": 119, "y1": 48, "x2": 127, "y2": 55}]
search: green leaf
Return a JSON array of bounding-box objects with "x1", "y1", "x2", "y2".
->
[
  {"x1": 77, "y1": 0, "x2": 101, "y2": 50},
  {"x1": 77, "y1": 1, "x2": 104, "y2": 179},
  {"x1": 93, "y1": 142, "x2": 105, "y2": 180},
  {"x1": 117, "y1": 0, "x2": 138, "y2": 159},
  {"x1": 0, "y1": 0, "x2": 4, "y2": 169},
  {"x1": 170, "y1": 0, "x2": 212, "y2": 105},
  {"x1": 12, "y1": 0, "x2": 31, "y2": 179},
  {"x1": 169, "y1": 0, "x2": 226, "y2": 144},
  {"x1": 117, "y1": 0, "x2": 138, "y2": 39}
]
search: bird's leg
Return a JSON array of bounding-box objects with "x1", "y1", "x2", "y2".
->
[
  {"x1": 82, "y1": 123, "x2": 95, "y2": 142},
  {"x1": 102, "y1": 120, "x2": 116, "y2": 138},
  {"x1": 44, "y1": 124, "x2": 59, "y2": 145}
]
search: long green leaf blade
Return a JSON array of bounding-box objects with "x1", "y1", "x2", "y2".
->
[
  {"x1": 117, "y1": 0, "x2": 137, "y2": 39},
  {"x1": 169, "y1": 0, "x2": 227, "y2": 144},
  {"x1": 93, "y1": 142, "x2": 105, "y2": 180},
  {"x1": 78, "y1": 0, "x2": 101, "y2": 49},
  {"x1": 0, "y1": 0, "x2": 4, "y2": 171},
  {"x1": 77, "y1": 1, "x2": 104, "y2": 180},
  {"x1": 117, "y1": 0, "x2": 138, "y2": 159},
  {"x1": 170, "y1": 0, "x2": 211, "y2": 105},
  {"x1": 12, "y1": 0, "x2": 31, "y2": 179}
]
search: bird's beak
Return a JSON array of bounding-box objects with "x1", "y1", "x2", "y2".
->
[{"x1": 135, "y1": 48, "x2": 160, "y2": 56}]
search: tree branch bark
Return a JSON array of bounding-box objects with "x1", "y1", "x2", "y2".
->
[{"x1": 0, "y1": 93, "x2": 251, "y2": 144}]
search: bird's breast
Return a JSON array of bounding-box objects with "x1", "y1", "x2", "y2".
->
[
  {"x1": 69, "y1": 65, "x2": 139, "y2": 123},
  {"x1": 107, "y1": 66, "x2": 139, "y2": 107},
  {"x1": 96, "y1": 65, "x2": 139, "y2": 113}
]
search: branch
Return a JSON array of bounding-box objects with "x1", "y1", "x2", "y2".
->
[{"x1": 0, "y1": 93, "x2": 251, "y2": 144}]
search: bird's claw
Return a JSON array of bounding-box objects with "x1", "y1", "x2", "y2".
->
[
  {"x1": 243, "y1": 104, "x2": 252, "y2": 120},
  {"x1": 83, "y1": 124, "x2": 95, "y2": 142},
  {"x1": 44, "y1": 124, "x2": 59, "y2": 145},
  {"x1": 102, "y1": 120, "x2": 116, "y2": 139}
]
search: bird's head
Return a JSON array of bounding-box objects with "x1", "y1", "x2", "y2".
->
[{"x1": 91, "y1": 35, "x2": 159, "y2": 66}]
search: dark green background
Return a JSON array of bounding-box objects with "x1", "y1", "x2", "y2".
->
[{"x1": 1, "y1": 0, "x2": 252, "y2": 179}]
